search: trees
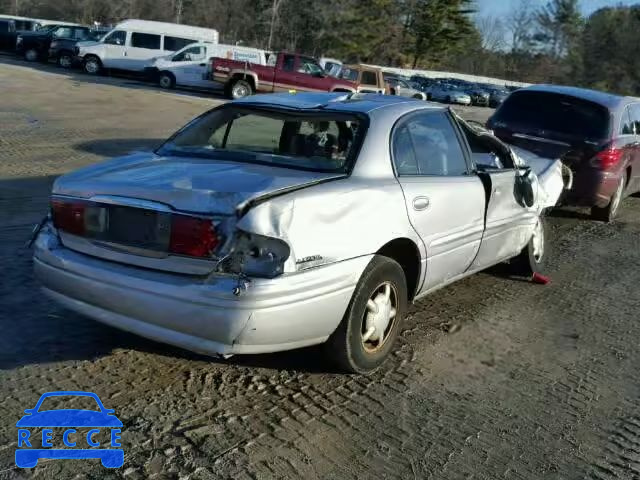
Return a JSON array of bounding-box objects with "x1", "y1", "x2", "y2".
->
[
  {"x1": 533, "y1": 0, "x2": 582, "y2": 58},
  {"x1": 407, "y1": 0, "x2": 475, "y2": 68}
]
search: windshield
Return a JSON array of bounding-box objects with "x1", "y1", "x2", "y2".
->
[
  {"x1": 492, "y1": 91, "x2": 610, "y2": 140},
  {"x1": 158, "y1": 106, "x2": 366, "y2": 173}
]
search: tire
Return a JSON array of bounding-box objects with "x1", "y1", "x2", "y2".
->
[
  {"x1": 511, "y1": 216, "x2": 548, "y2": 278},
  {"x1": 591, "y1": 172, "x2": 626, "y2": 222},
  {"x1": 228, "y1": 78, "x2": 253, "y2": 99},
  {"x1": 83, "y1": 55, "x2": 102, "y2": 75},
  {"x1": 57, "y1": 52, "x2": 73, "y2": 68},
  {"x1": 24, "y1": 48, "x2": 39, "y2": 62},
  {"x1": 158, "y1": 71, "x2": 176, "y2": 89},
  {"x1": 324, "y1": 255, "x2": 408, "y2": 374}
]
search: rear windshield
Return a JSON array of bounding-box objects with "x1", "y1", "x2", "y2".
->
[
  {"x1": 158, "y1": 106, "x2": 366, "y2": 173},
  {"x1": 493, "y1": 91, "x2": 610, "y2": 140}
]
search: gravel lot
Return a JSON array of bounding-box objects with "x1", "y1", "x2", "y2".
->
[{"x1": 2, "y1": 58, "x2": 640, "y2": 480}]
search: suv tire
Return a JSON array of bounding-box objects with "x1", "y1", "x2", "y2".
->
[{"x1": 591, "y1": 171, "x2": 626, "y2": 222}]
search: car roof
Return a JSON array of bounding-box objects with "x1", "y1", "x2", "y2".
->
[
  {"x1": 518, "y1": 84, "x2": 635, "y2": 110},
  {"x1": 233, "y1": 92, "x2": 444, "y2": 114}
]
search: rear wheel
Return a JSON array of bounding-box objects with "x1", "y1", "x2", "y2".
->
[
  {"x1": 324, "y1": 255, "x2": 407, "y2": 374},
  {"x1": 83, "y1": 55, "x2": 102, "y2": 75},
  {"x1": 57, "y1": 52, "x2": 73, "y2": 68},
  {"x1": 228, "y1": 78, "x2": 253, "y2": 99},
  {"x1": 591, "y1": 172, "x2": 626, "y2": 222},
  {"x1": 158, "y1": 71, "x2": 176, "y2": 89},
  {"x1": 24, "y1": 48, "x2": 39, "y2": 62},
  {"x1": 511, "y1": 216, "x2": 548, "y2": 277}
]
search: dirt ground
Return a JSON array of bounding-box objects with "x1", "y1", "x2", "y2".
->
[{"x1": 1, "y1": 57, "x2": 640, "y2": 480}]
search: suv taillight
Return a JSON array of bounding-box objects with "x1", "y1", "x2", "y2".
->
[
  {"x1": 592, "y1": 147, "x2": 623, "y2": 170},
  {"x1": 169, "y1": 215, "x2": 219, "y2": 258}
]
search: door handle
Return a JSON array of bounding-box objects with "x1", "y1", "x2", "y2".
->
[
  {"x1": 199, "y1": 63, "x2": 206, "y2": 66},
  {"x1": 412, "y1": 196, "x2": 430, "y2": 211}
]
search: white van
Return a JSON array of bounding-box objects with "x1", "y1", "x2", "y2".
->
[
  {"x1": 76, "y1": 19, "x2": 218, "y2": 74},
  {"x1": 148, "y1": 42, "x2": 267, "y2": 90}
]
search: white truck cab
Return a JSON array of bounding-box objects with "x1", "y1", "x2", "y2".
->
[
  {"x1": 148, "y1": 42, "x2": 268, "y2": 90},
  {"x1": 76, "y1": 19, "x2": 219, "y2": 74}
]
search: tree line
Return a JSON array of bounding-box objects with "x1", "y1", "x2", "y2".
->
[{"x1": 1, "y1": 0, "x2": 639, "y2": 96}]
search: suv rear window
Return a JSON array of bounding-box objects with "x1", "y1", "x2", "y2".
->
[{"x1": 492, "y1": 91, "x2": 610, "y2": 140}]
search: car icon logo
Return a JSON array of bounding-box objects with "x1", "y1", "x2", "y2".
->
[{"x1": 15, "y1": 391, "x2": 123, "y2": 468}]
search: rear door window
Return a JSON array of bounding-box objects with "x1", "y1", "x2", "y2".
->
[
  {"x1": 392, "y1": 112, "x2": 469, "y2": 176},
  {"x1": 131, "y1": 32, "x2": 161, "y2": 50},
  {"x1": 0, "y1": 21, "x2": 9, "y2": 33},
  {"x1": 164, "y1": 36, "x2": 195, "y2": 52},
  {"x1": 493, "y1": 91, "x2": 610, "y2": 140}
]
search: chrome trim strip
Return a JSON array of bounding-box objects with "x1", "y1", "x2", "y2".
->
[{"x1": 511, "y1": 133, "x2": 570, "y2": 147}]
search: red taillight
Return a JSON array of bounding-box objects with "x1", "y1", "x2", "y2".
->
[
  {"x1": 592, "y1": 148, "x2": 623, "y2": 170},
  {"x1": 169, "y1": 215, "x2": 219, "y2": 258},
  {"x1": 51, "y1": 198, "x2": 87, "y2": 235}
]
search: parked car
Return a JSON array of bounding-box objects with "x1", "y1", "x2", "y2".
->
[
  {"x1": 76, "y1": 19, "x2": 219, "y2": 75},
  {"x1": 488, "y1": 85, "x2": 640, "y2": 221},
  {"x1": 210, "y1": 52, "x2": 356, "y2": 99},
  {"x1": 319, "y1": 57, "x2": 342, "y2": 77},
  {"x1": 338, "y1": 64, "x2": 386, "y2": 94},
  {"x1": 429, "y1": 83, "x2": 472, "y2": 105},
  {"x1": 49, "y1": 28, "x2": 108, "y2": 68},
  {"x1": 32, "y1": 92, "x2": 566, "y2": 373},
  {"x1": 486, "y1": 87, "x2": 510, "y2": 108},
  {"x1": 465, "y1": 85, "x2": 490, "y2": 107},
  {"x1": 385, "y1": 77, "x2": 426, "y2": 100},
  {"x1": 147, "y1": 42, "x2": 268, "y2": 90},
  {"x1": 16, "y1": 25, "x2": 94, "y2": 62}
]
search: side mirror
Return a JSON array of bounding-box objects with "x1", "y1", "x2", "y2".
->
[{"x1": 24, "y1": 408, "x2": 34, "y2": 414}]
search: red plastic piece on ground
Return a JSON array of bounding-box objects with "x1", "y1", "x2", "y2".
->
[{"x1": 531, "y1": 272, "x2": 551, "y2": 285}]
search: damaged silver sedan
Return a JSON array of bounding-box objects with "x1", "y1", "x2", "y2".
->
[{"x1": 33, "y1": 93, "x2": 566, "y2": 373}]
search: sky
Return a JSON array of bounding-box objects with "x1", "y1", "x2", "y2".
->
[{"x1": 476, "y1": 0, "x2": 639, "y2": 18}]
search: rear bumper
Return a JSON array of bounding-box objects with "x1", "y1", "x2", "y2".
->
[
  {"x1": 33, "y1": 229, "x2": 369, "y2": 356},
  {"x1": 560, "y1": 168, "x2": 620, "y2": 208}
]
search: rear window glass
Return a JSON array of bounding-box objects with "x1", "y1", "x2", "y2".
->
[
  {"x1": 158, "y1": 106, "x2": 366, "y2": 173},
  {"x1": 131, "y1": 32, "x2": 161, "y2": 50},
  {"x1": 493, "y1": 91, "x2": 610, "y2": 140},
  {"x1": 164, "y1": 36, "x2": 195, "y2": 51}
]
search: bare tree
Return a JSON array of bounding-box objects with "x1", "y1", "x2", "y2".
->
[
  {"x1": 506, "y1": 0, "x2": 533, "y2": 52},
  {"x1": 476, "y1": 15, "x2": 506, "y2": 51}
]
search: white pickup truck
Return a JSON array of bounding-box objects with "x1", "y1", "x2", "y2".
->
[{"x1": 146, "y1": 42, "x2": 268, "y2": 90}]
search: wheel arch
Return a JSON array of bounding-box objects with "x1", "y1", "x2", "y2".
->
[
  {"x1": 376, "y1": 238, "x2": 422, "y2": 301},
  {"x1": 229, "y1": 71, "x2": 258, "y2": 91}
]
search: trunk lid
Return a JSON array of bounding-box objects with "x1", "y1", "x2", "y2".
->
[
  {"x1": 52, "y1": 152, "x2": 342, "y2": 274},
  {"x1": 53, "y1": 152, "x2": 341, "y2": 215}
]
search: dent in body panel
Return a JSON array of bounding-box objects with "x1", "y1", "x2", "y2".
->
[{"x1": 236, "y1": 177, "x2": 425, "y2": 275}]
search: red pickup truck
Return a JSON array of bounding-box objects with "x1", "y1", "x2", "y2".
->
[{"x1": 210, "y1": 52, "x2": 356, "y2": 99}]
